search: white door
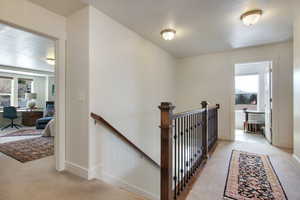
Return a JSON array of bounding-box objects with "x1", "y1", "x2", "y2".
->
[{"x1": 264, "y1": 63, "x2": 272, "y2": 143}]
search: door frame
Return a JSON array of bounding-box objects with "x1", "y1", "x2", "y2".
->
[
  {"x1": 0, "y1": 19, "x2": 66, "y2": 171},
  {"x1": 232, "y1": 61, "x2": 273, "y2": 143}
]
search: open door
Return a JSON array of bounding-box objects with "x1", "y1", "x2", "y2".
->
[{"x1": 264, "y1": 63, "x2": 272, "y2": 144}]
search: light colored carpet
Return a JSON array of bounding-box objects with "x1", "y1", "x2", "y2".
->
[
  {"x1": 186, "y1": 139, "x2": 300, "y2": 200},
  {"x1": 0, "y1": 155, "x2": 146, "y2": 200}
]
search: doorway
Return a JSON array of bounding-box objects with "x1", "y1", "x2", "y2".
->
[
  {"x1": 0, "y1": 22, "x2": 57, "y2": 165},
  {"x1": 234, "y1": 61, "x2": 272, "y2": 144}
]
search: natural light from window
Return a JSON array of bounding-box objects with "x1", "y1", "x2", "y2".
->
[
  {"x1": 235, "y1": 74, "x2": 259, "y2": 105},
  {"x1": 235, "y1": 75, "x2": 259, "y2": 93}
]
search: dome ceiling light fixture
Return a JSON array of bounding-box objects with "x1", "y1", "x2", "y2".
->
[
  {"x1": 240, "y1": 9, "x2": 263, "y2": 26},
  {"x1": 160, "y1": 29, "x2": 176, "y2": 41}
]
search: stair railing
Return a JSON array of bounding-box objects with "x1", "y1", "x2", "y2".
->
[{"x1": 159, "y1": 101, "x2": 219, "y2": 200}]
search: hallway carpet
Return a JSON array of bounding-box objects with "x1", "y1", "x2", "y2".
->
[
  {"x1": 186, "y1": 139, "x2": 300, "y2": 200},
  {"x1": 0, "y1": 155, "x2": 145, "y2": 200},
  {"x1": 224, "y1": 150, "x2": 288, "y2": 200}
]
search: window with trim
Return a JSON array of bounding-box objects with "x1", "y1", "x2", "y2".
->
[
  {"x1": 18, "y1": 78, "x2": 33, "y2": 108},
  {"x1": 235, "y1": 74, "x2": 259, "y2": 105},
  {"x1": 0, "y1": 76, "x2": 13, "y2": 107}
]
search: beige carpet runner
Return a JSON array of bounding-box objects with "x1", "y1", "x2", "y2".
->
[{"x1": 224, "y1": 150, "x2": 288, "y2": 200}]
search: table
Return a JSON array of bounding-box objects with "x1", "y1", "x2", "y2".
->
[{"x1": 21, "y1": 111, "x2": 43, "y2": 126}]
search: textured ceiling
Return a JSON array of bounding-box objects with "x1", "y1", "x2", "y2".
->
[
  {"x1": 0, "y1": 23, "x2": 55, "y2": 72},
  {"x1": 29, "y1": 0, "x2": 86, "y2": 17}
]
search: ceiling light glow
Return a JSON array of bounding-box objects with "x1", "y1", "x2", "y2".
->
[
  {"x1": 241, "y1": 10, "x2": 263, "y2": 26},
  {"x1": 160, "y1": 29, "x2": 176, "y2": 41}
]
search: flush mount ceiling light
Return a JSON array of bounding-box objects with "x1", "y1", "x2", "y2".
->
[
  {"x1": 46, "y1": 58, "x2": 56, "y2": 65},
  {"x1": 160, "y1": 29, "x2": 176, "y2": 41},
  {"x1": 241, "y1": 9, "x2": 263, "y2": 26}
]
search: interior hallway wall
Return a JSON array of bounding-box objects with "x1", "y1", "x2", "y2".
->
[
  {"x1": 176, "y1": 42, "x2": 293, "y2": 149},
  {"x1": 88, "y1": 6, "x2": 176, "y2": 199},
  {"x1": 66, "y1": 6, "x2": 90, "y2": 170}
]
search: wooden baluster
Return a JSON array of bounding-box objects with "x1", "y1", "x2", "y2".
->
[
  {"x1": 216, "y1": 104, "x2": 219, "y2": 144},
  {"x1": 159, "y1": 102, "x2": 175, "y2": 200},
  {"x1": 201, "y1": 101, "x2": 208, "y2": 159}
]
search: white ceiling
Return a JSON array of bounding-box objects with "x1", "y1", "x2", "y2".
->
[
  {"x1": 29, "y1": 0, "x2": 86, "y2": 17},
  {"x1": 0, "y1": 23, "x2": 55, "y2": 72},
  {"x1": 29, "y1": 0, "x2": 293, "y2": 58}
]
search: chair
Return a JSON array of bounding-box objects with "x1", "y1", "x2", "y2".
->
[
  {"x1": 243, "y1": 109, "x2": 265, "y2": 134},
  {"x1": 36, "y1": 101, "x2": 54, "y2": 129},
  {"x1": 2, "y1": 106, "x2": 22, "y2": 130}
]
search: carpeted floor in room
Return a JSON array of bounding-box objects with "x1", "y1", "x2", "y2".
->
[
  {"x1": 1, "y1": 132, "x2": 300, "y2": 200},
  {"x1": 0, "y1": 155, "x2": 146, "y2": 200}
]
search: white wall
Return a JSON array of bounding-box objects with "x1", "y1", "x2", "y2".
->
[
  {"x1": 293, "y1": 0, "x2": 300, "y2": 160},
  {"x1": 88, "y1": 6, "x2": 175, "y2": 199},
  {"x1": 66, "y1": 6, "x2": 90, "y2": 169},
  {"x1": 0, "y1": 0, "x2": 66, "y2": 170},
  {"x1": 176, "y1": 42, "x2": 293, "y2": 149}
]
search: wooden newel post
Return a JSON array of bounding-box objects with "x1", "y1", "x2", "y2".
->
[
  {"x1": 201, "y1": 101, "x2": 208, "y2": 159},
  {"x1": 159, "y1": 102, "x2": 175, "y2": 200}
]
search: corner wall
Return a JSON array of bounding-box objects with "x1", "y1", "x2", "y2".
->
[
  {"x1": 65, "y1": 5, "x2": 176, "y2": 198},
  {"x1": 176, "y1": 42, "x2": 293, "y2": 149},
  {"x1": 66, "y1": 6, "x2": 90, "y2": 171},
  {"x1": 88, "y1": 6, "x2": 175, "y2": 199}
]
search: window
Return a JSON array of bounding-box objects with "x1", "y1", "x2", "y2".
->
[
  {"x1": 235, "y1": 74, "x2": 258, "y2": 105},
  {"x1": 0, "y1": 76, "x2": 13, "y2": 107},
  {"x1": 18, "y1": 78, "x2": 33, "y2": 108}
]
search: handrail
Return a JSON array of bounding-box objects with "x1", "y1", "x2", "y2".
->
[{"x1": 90, "y1": 112, "x2": 160, "y2": 168}]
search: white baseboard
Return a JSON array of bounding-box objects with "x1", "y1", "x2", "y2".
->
[
  {"x1": 65, "y1": 162, "x2": 159, "y2": 200},
  {"x1": 91, "y1": 164, "x2": 159, "y2": 200},
  {"x1": 65, "y1": 161, "x2": 91, "y2": 180},
  {"x1": 293, "y1": 154, "x2": 300, "y2": 164}
]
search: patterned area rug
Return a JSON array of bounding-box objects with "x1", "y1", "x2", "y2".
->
[
  {"x1": 224, "y1": 150, "x2": 288, "y2": 200},
  {"x1": 0, "y1": 137, "x2": 54, "y2": 163},
  {"x1": 1, "y1": 129, "x2": 42, "y2": 137}
]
